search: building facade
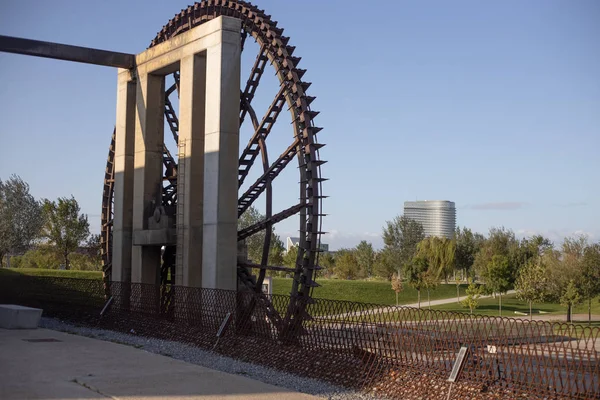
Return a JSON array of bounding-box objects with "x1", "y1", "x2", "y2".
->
[
  {"x1": 403, "y1": 200, "x2": 456, "y2": 239},
  {"x1": 286, "y1": 237, "x2": 329, "y2": 253}
]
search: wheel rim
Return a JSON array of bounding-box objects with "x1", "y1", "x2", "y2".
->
[{"x1": 101, "y1": 0, "x2": 325, "y2": 327}]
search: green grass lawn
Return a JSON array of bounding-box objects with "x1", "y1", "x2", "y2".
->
[
  {"x1": 431, "y1": 293, "x2": 600, "y2": 320},
  {"x1": 0, "y1": 268, "x2": 102, "y2": 279},
  {"x1": 272, "y1": 277, "x2": 466, "y2": 305},
  {"x1": 1, "y1": 268, "x2": 467, "y2": 305}
]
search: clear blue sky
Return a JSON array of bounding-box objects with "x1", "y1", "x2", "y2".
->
[{"x1": 1, "y1": 0, "x2": 598, "y2": 250}]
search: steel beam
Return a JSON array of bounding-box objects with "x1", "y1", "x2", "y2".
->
[{"x1": 0, "y1": 35, "x2": 135, "y2": 69}]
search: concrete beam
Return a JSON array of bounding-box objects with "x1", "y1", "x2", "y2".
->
[
  {"x1": 0, "y1": 35, "x2": 135, "y2": 68},
  {"x1": 133, "y1": 229, "x2": 177, "y2": 246}
]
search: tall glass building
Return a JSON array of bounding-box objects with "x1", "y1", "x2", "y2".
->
[{"x1": 403, "y1": 200, "x2": 456, "y2": 239}]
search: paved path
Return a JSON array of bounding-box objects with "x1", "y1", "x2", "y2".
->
[
  {"x1": 402, "y1": 290, "x2": 516, "y2": 309},
  {"x1": 323, "y1": 290, "x2": 516, "y2": 319},
  {"x1": 0, "y1": 328, "x2": 319, "y2": 400}
]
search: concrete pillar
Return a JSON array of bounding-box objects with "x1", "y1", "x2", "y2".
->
[
  {"x1": 112, "y1": 70, "x2": 135, "y2": 283},
  {"x1": 112, "y1": 16, "x2": 241, "y2": 295},
  {"x1": 176, "y1": 53, "x2": 207, "y2": 287},
  {"x1": 202, "y1": 26, "x2": 240, "y2": 291},
  {"x1": 131, "y1": 73, "x2": 165, "y2": 285}
]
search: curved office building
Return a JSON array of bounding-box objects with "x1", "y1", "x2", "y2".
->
[{"x1": 403, "y1": 200, "x2": 456, "y2": 239}]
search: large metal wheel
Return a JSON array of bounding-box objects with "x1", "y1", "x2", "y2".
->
[{"x1": 100, "y1": 0, "x2": 324, "y2": 328}]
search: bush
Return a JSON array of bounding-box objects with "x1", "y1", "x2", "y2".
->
[{"x1": 10, "y1": 248, "x2": 61, "y2": 269}]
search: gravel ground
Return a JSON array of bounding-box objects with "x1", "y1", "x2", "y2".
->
[{"x1": 40, "y1": 317, "x2": 381, "y2": 400}]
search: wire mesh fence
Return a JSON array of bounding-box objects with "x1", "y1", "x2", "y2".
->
[{"x1": 1, "y1": 275, "x2": 598, "y2": 399}]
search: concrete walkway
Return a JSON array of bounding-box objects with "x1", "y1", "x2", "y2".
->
[
  {"x1": 402, "y1": 289, "x2": 516, "y2": 309},
  {"x1": 0, "y1": 328, "x2": 319, "y2": 400},
  {"x1": 324, "y1": 290, "x2": 516, "y2": 319}
]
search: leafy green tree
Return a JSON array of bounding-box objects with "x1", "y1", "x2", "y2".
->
[
  {"x1": 546, "y1": 237, "x2": 587, "y2": 322},
  {"x1": 10, "y1": 245, "x2": 60, "y2": 269},
  {"x1": 0, "y1": 175, "x2": 43, "y2": 266},
  {"x1": 238, "y1": 206, "x2": 285, "y2": 266},
  {"x1": 474, "y1": 227, "x2": 520, "y2": 294},
  {"x1": 483, "y1": 254, "x2": 512, "y2": 315},
  {"x1": 461, "y1": 279, "x2": 482, "y2": 314},
  {"x1": 579, "y1": 243, "x2": 600, "y2": 324},
  {"x1": 455, "y1": 226, "x2": 485, "y2": 279},
  {"x1": 381, "y1": 215, "x2": 425, "y2": 276},
  {"x1": 515, "y1": 257, "x2": 549, "y2": 320},
  {"x1": 403, "y1": 256, "x2": 429, "y2": 308},
  {"x1": 85, "y1": 234, "x2": 102, "y2": 265},
  {"x1": 416, "y1": 236, "x2": 456, "y2": 283},
  {"x1": 41, "y1": 196, "x2": 90, "y2": 270},
  {"x1": 334, "y1": 249, "x2": 360, "y2": 280},
  {"x1": 267, "y1": 234, "x2": 286, "y2": 274},
  {"x1": 283, "y1": 245, "x2": 298, "y2": 271},
  {"x1": 355, "y1": 240, "x2": 375, "y2": 278},
  {"x1": 373, "y1": 247, "x2": 397, "y2": 279},
  {"x1": 318, "y1": 252, "x2": 336, "y2": 278},
  {"x1": 560, "y1": 280, "x2": 582, "y2": 322}
]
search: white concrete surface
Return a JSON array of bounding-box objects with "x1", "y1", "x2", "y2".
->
[
  {"x1": 112, "y1": 71, "x2": 136, "y2": 283},
  {"x1": 0, "y1": 328, "x2": 319, "y2": 400},
  {"x1": 131, "y1": 71, "x2": 165, "y2": 285},
  {"x1": 0, "y1": 305, "x2": 42, "y2": 329},
  {"x1": 113, "y1": 16, "x2": 240, "y2": 291}
]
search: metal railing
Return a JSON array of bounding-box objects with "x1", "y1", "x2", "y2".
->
[{"x1": 1, "y1": 275, "x2": 598, "y2": 399}]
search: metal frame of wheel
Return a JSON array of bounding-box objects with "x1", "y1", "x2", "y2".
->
[{"x1": 100, "y1": 0, "x2": 325, "y2": 333}]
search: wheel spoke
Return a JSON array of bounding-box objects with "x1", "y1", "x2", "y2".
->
[
  {"x1": 239, "y1": 44, "x2": 268, "y2": 125},
  {"x1": 256, "y1": 133, "x2": 271, "y2": 289},
  {"x1": 238, "y1": 203, "x2": 303, "y2": 241},
  {"x1": 238, "y1": 84, "x2": 287, "y2": 188},
  {"x1": 238, "y1": 137, "x2": 299, "y2": 217},
  {"x1": 239, "y1": 261, "x2": 295, "y2": 274}
]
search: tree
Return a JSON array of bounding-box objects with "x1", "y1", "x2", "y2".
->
[
  {"x1": 580, "y1": 243, "x2": 600, "y2": 324},
  {"x1": 373, "y1": 247, "x2": 397, "y2": 279},
  {"x1": 560, "y1": 280, "x2": 582, "y2": 322},
  {"x1": 85, "y1": 234, "x2": 102, "y2": 265},
  {"x1": 515, "y1": 257, "x2": 549, "y2": 320},
  {"x1": 355, "y1": 240, "x2": 375, "y2": 278},
  {"x1": 391, "y1": 273, "x2": 403, "y2": 306},
  {"x1": 0, "y1": 175, "x2": 43, "y2": 266},
  {"x1": 461, "y1": 279, "x2": 482, "y2": 314},
  {"x1": 474, "y1": 227, "x2": 520, "y2": 302},
  {"x1": 423, "y1": 269, "x2": 439, "y2": 309},
  {"x1": 381, "y1": 215, "x2": 425, "y2": 276},
  {"x1": 455, "y1": 226, "x2": 485, "y2": 279},
  {"x1": 403, "y1": 256, "x2": 429, "y2": 308},
  {"x1": 546, "y1": 237, "x2": 587, "y2": 322},
  {"x1": 318, "y1": 252, "x2": 336, "y2": 278},
  {"x1": 9, "y1": 245, "x2": 60, "y2": 269},
  {"x1": 416, "y1": 236, "x2": 456, "y2": 283},
  {"x1": 334, "y1": 249, "x2": 360, "y2": 280},
  {"x1": 238, "y1": 206, "x2": 285, "y2": 267},
  {"x1": 283, "y1": 245, "x2": 298, "y2": 271},
  {"x1": 41, "y1": 196, "x2": 90, "y2": 270},
  {"x1": 484, "y1": 254, "x2": 512, "y2": 316}
]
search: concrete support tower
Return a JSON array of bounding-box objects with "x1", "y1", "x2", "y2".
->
[{"x1": 112, "y1": 16, "x2": 241, "y2": 291}]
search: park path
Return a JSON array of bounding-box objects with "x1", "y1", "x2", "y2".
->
[
  {"x1": 323, "y1": 290, "x2": 516, "y2": 319},
  {"x1": 0, "y1": 328, "x2": 318, "y2": 400}
]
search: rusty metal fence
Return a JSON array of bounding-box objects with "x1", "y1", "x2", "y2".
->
[{"x1": 1, "y1": 275, "x2": 598, "y2": 399}]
